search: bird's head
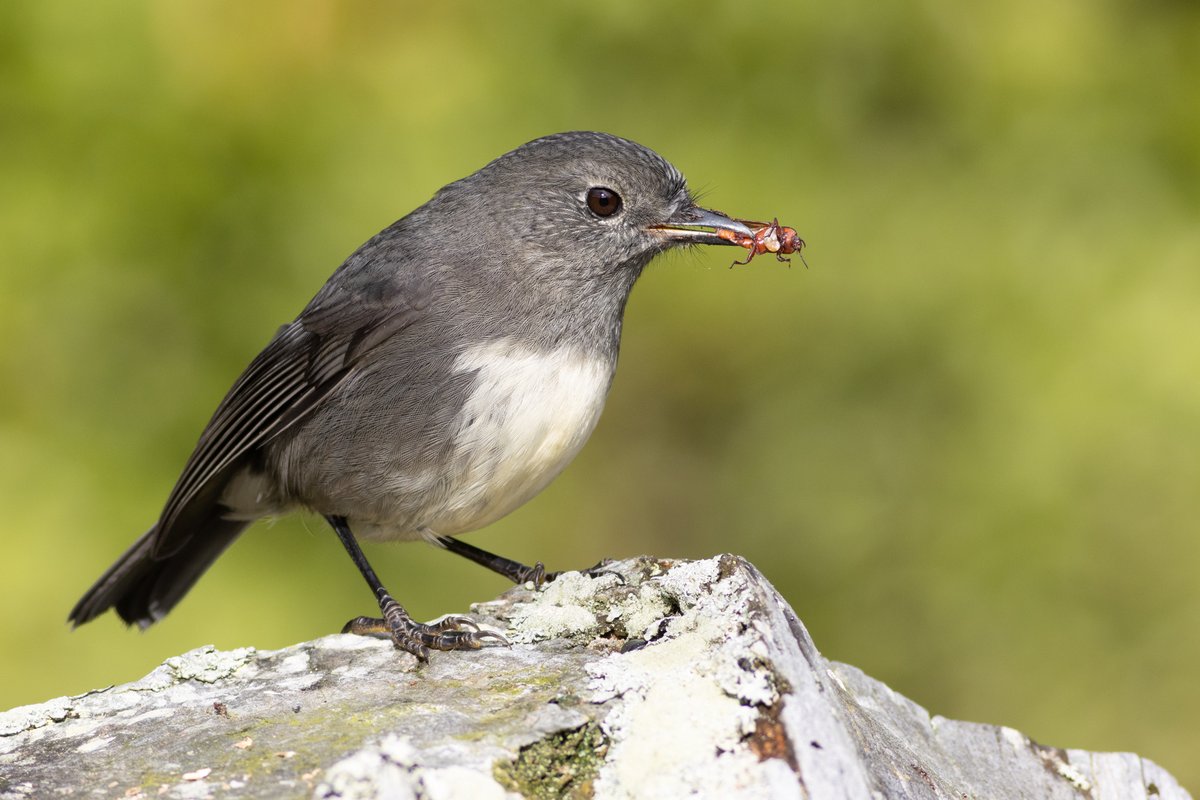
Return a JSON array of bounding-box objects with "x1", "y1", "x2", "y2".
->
[{"x1": 432, "y1": 131, "x2": 755, "y2": 288}]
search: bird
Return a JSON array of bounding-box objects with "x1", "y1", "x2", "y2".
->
[{"x1": 69, "y1": 131, "x2": 764, "y2": 659}]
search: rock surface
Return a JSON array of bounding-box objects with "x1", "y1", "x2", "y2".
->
[{"x1": 0, "y1": 555, "x2": 1190, "y2": 799}]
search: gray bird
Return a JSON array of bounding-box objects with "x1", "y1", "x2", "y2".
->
[{"x1": 69, "y1": 131, "x2": 763, "y2": 658}]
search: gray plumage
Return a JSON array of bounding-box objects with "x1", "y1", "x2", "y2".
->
[{"x1": 70, "y1": 131, "x2": 755, "y2": 646}]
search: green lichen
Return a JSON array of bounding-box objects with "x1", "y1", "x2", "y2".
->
[{"x1": 493, "y1": 723, "x2": 608, "y2": 800}]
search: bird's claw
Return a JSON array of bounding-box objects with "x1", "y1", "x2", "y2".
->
[
  {"x1": 342, "y1": 598, "x2": 509, "y2": 661},
  {"x1": 539, "y1": 558, "x2": 625, "y2": 586},
  {"x1": 514, "y1": 561, "x2": 548, "y2": 587}
]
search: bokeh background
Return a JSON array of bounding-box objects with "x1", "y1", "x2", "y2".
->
[{"x1": 3, "y1": 0, "x2": 1198, "y2": 789}]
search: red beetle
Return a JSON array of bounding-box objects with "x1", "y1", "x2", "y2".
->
[{"x1": 718, "y1": 218, "x2": 806, "y2": 268}]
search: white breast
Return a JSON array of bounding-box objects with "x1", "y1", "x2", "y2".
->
[{"x1": 421, "y1": 338, "x2": 614, "y2": 535}]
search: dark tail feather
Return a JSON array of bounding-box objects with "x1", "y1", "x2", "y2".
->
[{"x1": 69, "y1": 511, "x2": 249, "y2": 629}]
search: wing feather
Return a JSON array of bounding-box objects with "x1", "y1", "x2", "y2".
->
[{"x1": 149, "y1": 300, "x2": 422, "y2": 558}]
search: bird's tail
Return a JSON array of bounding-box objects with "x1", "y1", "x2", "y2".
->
[{"x1": 69, "y1": 509, "x2": 249, "y2": 629}]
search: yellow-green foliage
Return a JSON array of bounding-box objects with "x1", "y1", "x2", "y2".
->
[{"x1": 494, "y1": 723, "x2": 607, "y2": 800}]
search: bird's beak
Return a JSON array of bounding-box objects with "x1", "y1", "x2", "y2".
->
[{"x1": 650, "y1": 205, "x2": 756, "y2": 246}]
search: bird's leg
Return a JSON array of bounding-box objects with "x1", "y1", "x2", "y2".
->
[
  {"x1": 436, "y1": 535, "x2": 548, "y2": 586},
  {"x1": 438, "y1": 535, "x2": 623, "y2": 587},
  {"x1": 326, "y1": 515, "x2": 508, "y2": 660}
]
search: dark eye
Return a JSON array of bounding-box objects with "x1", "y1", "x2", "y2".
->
[{"x1": 586, "y1": 186, "x2": 622, "y2": 218}]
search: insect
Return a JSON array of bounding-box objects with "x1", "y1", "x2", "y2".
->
[{"x1": 719, "y1": 218, "x2": 807, "y2": 268}]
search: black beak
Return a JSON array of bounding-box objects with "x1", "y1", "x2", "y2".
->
[{"x1": 650, "y1": 205, "x2": 755, "y2": 246}]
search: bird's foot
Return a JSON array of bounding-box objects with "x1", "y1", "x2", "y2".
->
[
  {"x1": 342, "y1": 594, "x2": 509, "y2": 660},
  {"x1": 513, "y1": 561, "x2": 548, "y2": 587},
  {"x1": 541, "y1": 558, "x2": 625, "y2": 586}
]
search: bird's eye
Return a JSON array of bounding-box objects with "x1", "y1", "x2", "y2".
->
[{"x1": 585, "y1": 187, "x2": 622, "y2": 218}]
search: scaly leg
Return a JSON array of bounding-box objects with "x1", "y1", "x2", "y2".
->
[
  {"x1": 327, "y1": 515, "x2": 508, "y2": 660},
  {"x1": 437, "y1": 535, "x2": 622, "y2": 587},
  {"x1": 436, "y1": 535, "x2": 548, "y2": 586}
]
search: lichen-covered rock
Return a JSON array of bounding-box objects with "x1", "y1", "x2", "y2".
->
[{"x1": 0, "y1": 556, "x2": 1190, "y2": 799}]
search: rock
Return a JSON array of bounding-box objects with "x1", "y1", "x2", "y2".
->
[{"x1": 0, "y1": 555, "x2": 1189, "y2": 799}]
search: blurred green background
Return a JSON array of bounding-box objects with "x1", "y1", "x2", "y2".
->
[{"x1": 2, "y1": 0, "x2": 1198, "y2": 789}]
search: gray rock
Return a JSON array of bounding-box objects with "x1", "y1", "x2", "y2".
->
[{"x1": 0, "y1": 555, "x2": 1189, "y2": 799}]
